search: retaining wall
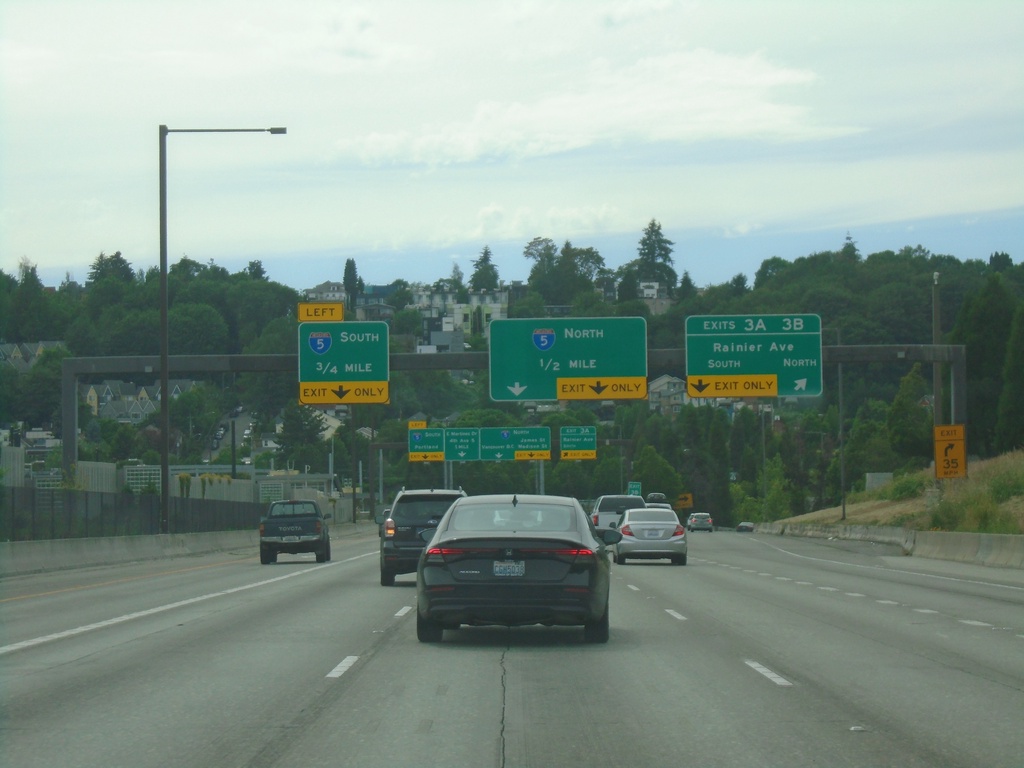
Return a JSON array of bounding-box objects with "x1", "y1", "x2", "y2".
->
[{"x1": 760, "y1": 522, "x2": 1023, "y2": 569}]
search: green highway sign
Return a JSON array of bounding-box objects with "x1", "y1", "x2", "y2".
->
[
  {"x1": 685, "y1": 314, "x2": 822, "y2": 397},
  {"x1": 489, "y1": 318, "x2": 648, "y2": 402},
  {"x1": 479, "y1": 426, "x2": 551, "y2": 461},
  {"x1": 444, "y1": 428, "x2": 481, "y2": 461},
  {"x1": 408, "y1": 427, "x2": 444, "y2": 462},
  {"x1": 299, "y1": 321, "x2": 390, "y2": 404},
  {"x1": 559, "y1": 425, "x2": 597, "y2": 460}
]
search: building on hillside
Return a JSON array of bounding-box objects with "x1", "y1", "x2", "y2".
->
[
  {"x1": 648, "y1": 374, "x2": 688, "y2": 417},
  {"x1": 79, "y1": 378, "x2": 194, "y2": 423},
  {"x1": 0, "y1": 341, "x2": 65, "y2": 373}
]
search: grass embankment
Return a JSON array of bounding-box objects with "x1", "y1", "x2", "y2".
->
[{"x1": 781, "y1": 450, "x2": 1024, "y2": 534}]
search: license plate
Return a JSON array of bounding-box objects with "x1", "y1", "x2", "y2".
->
[
  {"x1": 645, "y1": 529, "x2": 661, "y2": 538},
  {"x1": 493, "y1": 560, "x2": 525, "y2": 577},
  {"x1": 284, "y1": 536, "x2": 299, "y2": 542}
]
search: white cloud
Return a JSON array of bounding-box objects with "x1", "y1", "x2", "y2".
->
[{"x1": 1, "y1": 0, "x2": 1021, "y2": 290}]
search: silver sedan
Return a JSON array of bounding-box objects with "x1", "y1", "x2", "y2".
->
[{"x1": 610, "y1": 507, "x2": 687, "y2": 565}]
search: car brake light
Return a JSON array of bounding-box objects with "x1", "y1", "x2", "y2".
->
[
  {"x1": 673, "y1": 525, "x2": 686, "y2": 536},
  {"x1": 384, "y1": 519, "x2": 396, "y2": 538},
  {"x1": 592, "y1": 514, "x2": 599, "y2": 526},
  {"x1": 259, "y1": 523, "x2": 265, "y2": 536},
  {"x1": 620, "y1": 525, "x2": 634, "y2": 537}
]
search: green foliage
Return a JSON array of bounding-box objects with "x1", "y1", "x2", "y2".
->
[
  {"x1": 631, "y1": 445, "x2": 683, "y2": 503},
  {"x1": 469, "y1": 246, "x2": 500, "y2": 292},
  {"x1": 995, "y1": 304, "x2": 1024, "y2": 452},
  {"x1": 886, "y1": 364, "x2": 932, "y2": 459},
  {"x1": 949, "y1": 274, "x2": 1018, "y2": 455},
  {"x1": 879, "y1": 473, "x2": 929, "y2": 501}
]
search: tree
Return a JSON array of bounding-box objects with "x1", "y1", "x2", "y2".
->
[
  {"x1": 388, "y1": 279, "x2": 414, "y2": 311},
  {"x1": 245, "y1": 260, "x2": 268, "y2": 280},
  {"x1": 469, "y1": 246, "x2": 500, "y2": 292},
  {"x1": 636, "y1": 219, "x2": 677, "y2": 294},
  {"x1": 949, "y1": 274, "x2": 1018, "y2": 456},
  {"x1": 12, "y1": 260, "x2": 51, "y2": 341},
  {"x1": 996, "y1": 304, "x2": 1024, "y2": 451},
  {"x1": 170, "y1": 304, "x2": 230, "y2": 354},
  {"x1": 886, "y1": 364, "x2": 933, "y2": 461},
  {"x1": 16, "y1": 346, "x2": 69, "y2": 429},
  {"x1": 88, "y1": 251, "x2": 135, "y2": 284},
  {"x1": 343, "y1": 258, "x2": 360, "y2": 310},
  {"x1": 275, "y1": 402, "x2": 329, "y2": 472},
  {"x1": 631, "y1": 445, "x2": 683, "y2": 503}
]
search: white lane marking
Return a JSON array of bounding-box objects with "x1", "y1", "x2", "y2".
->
[
  {"x1": 745, "y1": 660, "x2": 793, "y2": 686},
  {"x1": 627, "y1": 584, "x2": 641, "y2": 591},
  {"x1": 754, "y1": 538, "x2": 1024, "y2": 592},
  {"x1": 758, "y1": 572, "x2": 772, "y2": 577},
  {"x1": 818, "y1": 586, "x2": 839, "y2": 592},
  {"x1": 326, "y1": 655, "x2": 359, "y2": 678},
  {"x1": 913, "y1": 608, "x2": 939, "y2": 614},
  {"x1": 845, "y1": 593, "x2": 866, "y2": 598},
  {"x1": 395, "y1": 606, "x2": 413, "y2": 617},
  {"x1": 959, "y1": 619, "x2": 993, "y2": 627},
  {"x1": 796, "y1": 581, "x2": 813, "y2": 585},
  {"x1": 665, "y1": 609, "x2": 687, "y2": 621},
  {"x1": 876, "y1": 600, "x2": 900, "y2": 605},
  {"x1": 0, "y1": 560, "x2": 348, "y2": 656},
  {"x1": 775, "y1": 577, "x2": 793, "y2": 581}
]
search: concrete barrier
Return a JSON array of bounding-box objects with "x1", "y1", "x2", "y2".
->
[
  {"x1": 761, "y1": 523, "x2": 1024, "y2": 569},
  {"x1": 0, "y1": 523, "x2": 376, "y2": 577}
]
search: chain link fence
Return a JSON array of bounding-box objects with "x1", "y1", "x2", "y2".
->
[{"x1": 0, "y1": 487, "x2": 265, "y2": 541}]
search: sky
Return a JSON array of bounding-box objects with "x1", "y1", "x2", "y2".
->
[{"x1": 2, "y1": 0, "x2": 1023, "y2": 294}]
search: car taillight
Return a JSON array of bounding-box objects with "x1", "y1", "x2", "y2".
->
[
  {"x1": 592, "y1": 514, "x2": 599, "y2": 526},
  {"x1": 259, "y1": 523, "x2": 265, "y2": 536},
  {"x1": 315, "y1": 521, "x2": 322, "y2": 534},
  {"x1": 673, "y1": 525, "x2": 686, "y2": 536},
  {"x1": 384, "y1": 519, "x2": 396, "y2": 538},
  {"x1": 620, "y1": 525, "x2": 634, "y2": 537}
]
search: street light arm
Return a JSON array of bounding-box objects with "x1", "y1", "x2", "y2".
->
[{"x1": 157, "y1": 123, "x2": 286, "y2": 533}]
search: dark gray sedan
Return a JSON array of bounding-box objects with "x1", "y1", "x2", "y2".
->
[{"x1": 416, "y1": 494, "x2": 621, "y2": 643}]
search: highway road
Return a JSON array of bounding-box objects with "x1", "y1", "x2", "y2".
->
[{"x1": 2, "y1": 527, "x2": 1022, "y2": 767}]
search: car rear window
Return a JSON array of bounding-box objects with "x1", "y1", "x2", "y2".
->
[
  {"x1": 597, "y1": 496, "x2": 647, "y2": 513},
  {"x1": 391, "y1": 495, "x2": 462, "y2": 523},
  {"x1": 449, "y1": 502, "x2": 577, "y2": 532},
  {"x1": 269, "y1": 502, "x2": 318, "y2": 517},
  {"x1": 625, "y1": 510, "x2": 678, "y2": 523}
]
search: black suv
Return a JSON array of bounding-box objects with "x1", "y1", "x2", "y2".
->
[{"x1": 375, "y1": 488, "x2": 466, "y2": 585}]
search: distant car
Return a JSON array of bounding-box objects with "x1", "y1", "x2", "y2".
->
[
  {"x1": 376, "y1": 488, "x2": 467, "y2": 586},
  {"x1": 646, "y1": 502, "x2": 674, "y2": 510},
  {"x1": 645, "y1": 492, "x2": 668, "y2": 504},
  {"x1": 415, "y1": 493, "x2": 621, "y2": 643},
  {"x1": 611, "y1": 507, "x2": 687, "y2": 565},
  {"x1": 591, "y1": 494, "x2": 648, "y2": 532},
  {"x1": 687, "y1": 512, "x2": 714, "y2": 532},
  {"x1": 736, "y1": 521, "x2": 755, "y2": 532}
]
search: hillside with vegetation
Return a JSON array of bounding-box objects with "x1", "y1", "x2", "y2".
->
[
  {"x1": 781, "y1": 450, "x2": 1024, "y2": 534},
  {"x1": 2, "y1": 223, "x2": 1024, "y2": 531}
]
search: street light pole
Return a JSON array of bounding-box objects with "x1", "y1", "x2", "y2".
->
[{"x1": 158, "y1": 125, "x2": 286, "y2": 533}]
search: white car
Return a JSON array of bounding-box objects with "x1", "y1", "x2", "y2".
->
[{"x1": 611, "y1": 508, "x2": 687, "y2": 565}]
